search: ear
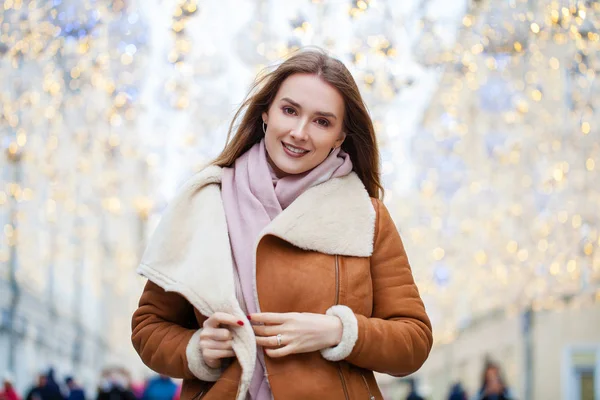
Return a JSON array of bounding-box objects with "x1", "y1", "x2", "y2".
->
[
  {"x1": 262, "y1": 111, "x2": 268, "y2": 124},
  {"x1": 333, "y1": 131, "x2": 347, "y2": 149}
]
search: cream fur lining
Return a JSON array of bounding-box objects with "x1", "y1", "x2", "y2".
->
[
  {"x1": 185, "y1": 329, "x2": 222, "y2": 382},
  {"x1": 320, "y1": 305, "x2": 359, "y2": 361},
  {"x1": 137, "y1": 166, "x2": 255, "y2": 400},
  {"x1": 259, "y1": 172, "x2": 375, "y2": 256}
]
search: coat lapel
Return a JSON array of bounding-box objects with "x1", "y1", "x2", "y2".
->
[
  {"x1": 260, "y1": 172, "x2": 376, "y2": 257},
  {"x1": 137, "y1": 165, "x2": 256, "y2": 400}
]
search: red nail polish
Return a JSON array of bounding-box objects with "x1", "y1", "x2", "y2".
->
[
  {"x1": 247, "y1": 315, "x2": 252, "y2": 321},
  {"x1": 237, "y1": 320, "x2": 244, "y2": 326}
]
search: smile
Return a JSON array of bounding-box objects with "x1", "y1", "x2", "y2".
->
[{"x1": 282, "y1": 142, "x2": 310, "y2": 157}]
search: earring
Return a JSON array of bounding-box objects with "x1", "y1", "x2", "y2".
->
[{"x1": 262, "y1": 121, "x2": 267, "y2": 134}]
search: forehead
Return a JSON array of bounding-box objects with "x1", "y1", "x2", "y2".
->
[{"x1": 275, "y1": 73, "x2": 344, "y2": 115}]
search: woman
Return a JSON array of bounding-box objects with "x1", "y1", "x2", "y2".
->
[
  {"x1": 1, "y1": 375, "x2": 21, "y2": 400},
  {"x1": 132, "y1": 48, "x2": 433, "y2": 400},
  {"x1": 476, "y1": 361, "x2": 514, "y2": 400}
]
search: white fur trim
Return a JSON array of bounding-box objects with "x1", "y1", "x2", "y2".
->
[
  {"x1": 137, "y1": 166, "x2": 256, "y2": 400},
  {"x1": 320, "y1": 305, "x2": 359, "y2": 362},
  {"x1": 185, "y1": 329, "x2": 222, "y2": 382},
  {"x1": 260, "y1": 172, "x2": 376, "y2": 256}
]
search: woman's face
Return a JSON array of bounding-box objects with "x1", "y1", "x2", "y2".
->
[
  {"x1": 486, "y1": 367, "x2": 498, "y2": 381},
  {"x1": 262, "y1": 73, "x2": 346, "y2": 177},
  {"x1": 485, "y1": 367, "x2": 502, "y2": 389}
]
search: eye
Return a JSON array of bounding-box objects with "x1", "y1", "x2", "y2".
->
[
  {"x1": 282, "y1": 106, "x2": 297, "y2": 115},
  {"x1": 315, "y1": 118, "x2": 330, "y2": 127}
]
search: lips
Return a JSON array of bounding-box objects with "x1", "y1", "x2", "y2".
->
[{"x1": 281, "y1": 142, "x2": 310, "y2": 158}]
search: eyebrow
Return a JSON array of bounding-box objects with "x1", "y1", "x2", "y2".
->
[{"x1": 280, "y1": 97, "x2": 338, "y2": 120}]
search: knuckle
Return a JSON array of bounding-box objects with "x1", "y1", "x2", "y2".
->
[
  {"x1": 212, "y1": 312, "x2": 223, "y2": 319},
  {"x1": 216, "y1": 332, "x2": 227, "y2": 340},
  {"x1": 204, "y1": 349, "x2": 216, "y2": 358},
  {"x1": 215, "y1": 328, "x2": 227, "y2": 337},
  {"x1": 199, "y1": 329, "x2": 210, "y2": 338},
  {"x1": 200, "y1": 340, "x2": 211, "y2": 350},
  {"x1": 271, "y1": 350, "x2": 283, "y2": 358}
]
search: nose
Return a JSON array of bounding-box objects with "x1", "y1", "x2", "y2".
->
[{"x1": 289, "y1": 119, "x2": 309, "y2": 141}]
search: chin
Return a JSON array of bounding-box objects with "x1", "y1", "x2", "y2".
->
[
  {"x1": 267, "y1": 142, "x2": 323, "y2": 175},
  {"x1": 276, "y1": 161, "x2": 311, "y2": 175}
]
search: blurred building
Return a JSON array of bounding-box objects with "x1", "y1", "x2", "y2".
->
[
  {"x1": 418, "y1": 302, "x2": 600, "y2": 399},
  {"x1": 401, "y1": 0, "x2": 600, "y2": 399},
  {"x1": 0, "y1": 0, "x2": 152, "y2": 393}
]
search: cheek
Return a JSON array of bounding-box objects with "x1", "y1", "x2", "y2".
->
[
  {"x1": 310, "y1": 133, "x2": 339, "y2": 151},
  {"x1": 267, "y1": 116, "x2": 291, "y2": 137}
]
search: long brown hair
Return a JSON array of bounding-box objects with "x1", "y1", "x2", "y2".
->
[{"x1": 212, "y1": 48, "x2": 383, "y2": 199}]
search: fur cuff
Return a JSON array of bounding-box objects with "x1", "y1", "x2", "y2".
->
[
  {"x1": 320, "y1": 305, "x2": 359, "y2": 362},
  {"x1": 186, "y1": 329, "x2": 222, "y2": 381}
]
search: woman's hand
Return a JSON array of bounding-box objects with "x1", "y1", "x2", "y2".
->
[
  {"x1": 250, "y1": 312, "x2": 343, "y2": 358},
  {"x1": 199, "y1": 312, "x2": 244, "y2": 369}
]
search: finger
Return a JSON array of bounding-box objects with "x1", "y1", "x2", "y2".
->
[
  {"x1": 204, "y1": 312, "x2": 245, "y2": 329},
  {"x1": 255, "y1": 336, "x2": 275, "y2": 348},
  {"x1": 203, "y1": 349, "x2": 235, "y2": 360},
  {"x1": 249, "y1": 312, "x2": 290, "y2": 325},
  {"x1": 265, "y1": 345, "x2": 293, "y2": 358},
  {"x1": 256, "y1": 335, "x2": 285, "y2": 348},
  {"x1": 204, "y1": 328, "x2": 233, "y2": 341},
  {"x1": 204, "y1": 358, "x2": 222, "y2": 369},
  {"x1": 201, "y1": 339, "x2": 233, "y2": 351},
  {"x1": 252, "y1": 324, "x2": 281, "y2": 337}
]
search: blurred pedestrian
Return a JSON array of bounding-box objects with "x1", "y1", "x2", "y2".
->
[
  {"x1": 476, "y1": 360, "x2": 514, "y2": 400},
  {"x1": 96, "y1": 372, "x2": 135, "y2": 400},
  {"x1": 44, "y1": 370, "x2": 64, "y2": 400},
  {"x1": 64, "y1": 378, "x2": 85, "y2": 400},
  {"x1": 128, "y1": 380, "x2": 145, "y2": 400},
  {"x1": 171, "y1": 385, "x2": 180, "y2": 400},
  {"x1": 448, "y1": 382, "x2": 467, "y2": 400},
  {"x1": 406, "y1": 379, "x2": 425, "y2": 400},
  {"x1": 1, "y1": 374, "x2": 21, "y2": 400},
  {"x1": 140, "y1": 376, "x2": 176, "y2": 400},
  {"x1": 25, "y1": 375, "x2": 46, "y2": 400}
]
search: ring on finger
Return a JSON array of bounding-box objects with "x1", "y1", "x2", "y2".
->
[{"x1": 276, "y1": 334, "x2": 282, "y2": 347}]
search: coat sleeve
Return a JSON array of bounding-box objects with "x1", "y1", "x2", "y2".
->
[
  {"x1": 131, "y1": 280, "x2": 221, "y2": 381},
  {"x1": 342, "y1": 199, "x2": 433, "y2": 376}
]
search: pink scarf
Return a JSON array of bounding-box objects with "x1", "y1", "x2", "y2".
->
[{"x1": 221, "y1": 139, "x2": 353, "y2": 400}]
